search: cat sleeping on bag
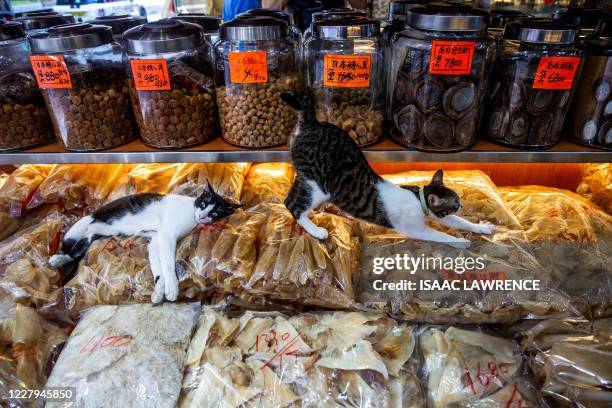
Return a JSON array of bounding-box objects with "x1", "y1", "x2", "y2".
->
[
  {"x1": 281, "y1": 91, "x2": 495, "y2": 248},
  {"x1": 49, "y1": 182, "x2": 240, "y2": 303}
]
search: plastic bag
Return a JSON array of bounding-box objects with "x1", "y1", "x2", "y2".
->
[
  {"x1": 26, "y1": 164, "x2": 133, "y2": 213},
  {"x1": 0, "y1": 165, "x2": 52, "y2": 217},
  {"x1": 576, "y1": 163, "x2": 612, "y2": 215},
  {"x1": 500, "y1": 185, "x2": 612, "y2": 242},
  {"x1": 0, "y1": 173, "x2": 8, "y2": 190},
  {"x1": 0, "y1": 302, "x2": 67, "y2": 397},
  {"x1": 45, "y1": 303, "x2": 199, "y2": 408},
  {"x1": 179, "y1": 308, "x2": 423, "y2": 408},
  {"x1": 240, "y1": 163, "x2": 295, "y2": 207},
  {"x1": 419, "y1": 326, "x2": 540, "y2": 407}
]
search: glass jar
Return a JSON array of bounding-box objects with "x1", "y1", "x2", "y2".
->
[
  {"x1": 29, "y1": 23, "x2": 136, "y2": 151},
  {"x1": 305, "y1": 18, "x2": 384, "y2": 147},
  {"x1": 382, "y1": 0, "x2": 438, "y2": 44},
  {"x1": 15, "y1": 12, "x2": 75, "y2": 35},
  {"x1": 487, "y1": 9, "x2": 528, "y2": 39},
  {"x1": 304, "y1": 9, "x2": 367, "y2": 42},
  {"x1": 170, "y1": 14, "x2": 221, "y2": 45},
  {"x1": 565, "y1": 19, "x2": 612, "y2": 150},
  {"x1": 215, "y1": 17, "x2": 301, "y2": 148},
  {"x1": 389, "y1": 6, "x2": 495, "y2": 152},
  {"x1": 485, "y1": 19, "x2": 582, "y2": 150},
  {"x1": 0, "y1": 21, "x2": 54, "y2": 151},
  {"x1": 236, "y1": 9, "x2": 303, "y2": 49},
  {"x1": 88, "y1": 15, "x2": 147, "y2": 46},
  {"x1": 125, "y1": 19, "x2": 218, "y2": 149},
  {"x1": 554, "y1": 7, "x2": 609, "y2": 38}
]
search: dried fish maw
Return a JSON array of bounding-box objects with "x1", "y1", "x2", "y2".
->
[
  {"x1": 374, "y1": 325, "x2": 415, "y2": 377},
  {"x1": 235, "y1": 316, "x2": 275, "y2": 354},
  {"x1": 577, "y1": 164, "x2": 612, "y2": 215},
  {"x1": 240, "y1": 163, "x2": 295, "y2": 207},
  {"x1": 247, "y1": 361, "x2": 299, "y2": 407},
  {"x1": 185, "y1": 312, "x2": 217, "y2": 367},
  {"x1": 317, "y1": 340, "x2": 389, "y2": 380},
  {"x1": 0, "y1": 164, "x2": 52, "y2": 217}
]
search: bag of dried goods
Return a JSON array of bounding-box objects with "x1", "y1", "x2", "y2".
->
[
  {"x1": 0, "y1": 173, "x2": 8, "y2": 190},
  {"x1": 179, "y1": 308, "x2": 423, "y2": 408},
  {"x1": 240, "y1": 163, "x2": 295, "y2": 207},
  {"x1": 171, "y1": 163, "x2": 251, "y2": 203},
  {"x1": 419, "y1": 326, "x2": 540, "y2": 407},
  {"x1": 499, "y1": 185, "x2": 612, "y2": 242},
  {"x1": 0, "y1": 302, "x2": 67, "y2": 396},
  {"x1": 45, "y1": 303, "x2": 199, "y2": 408},
  {"x1": 577, "y1": 163, "x2": 612, "y2": 215},
  {"x1": 26, "y1": 164, "x2": 133, "y2": 213},
  {"x1": 0, "y1": 213, "x2": 71, "y2": 309},
  {"x1": 0, "y1": 164, "x2": 52, "y2": 217}
]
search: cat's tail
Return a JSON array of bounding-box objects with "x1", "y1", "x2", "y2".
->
[{"x1": 280, "y1": 91, "x2": 317, "y2": 123}]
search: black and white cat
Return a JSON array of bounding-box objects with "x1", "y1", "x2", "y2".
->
[
  {"x1": 49, "y1": 182, "x2": 240, "y2": 303},
  {"x1": 281, "y1": 92, "x2": 494, "y2": 248}
]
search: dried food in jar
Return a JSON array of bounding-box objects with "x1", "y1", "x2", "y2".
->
[
  {"x1": 442, "y1": 82, "x2": 477, "y2": 119},
  {"x1": 526, "y1": 88, "x2": 555, "y2": 114},
  {"x1": 217, "y1": 75, "x2": 300, "y2": 148},
  {"x1": 529, "y1": 112, "x2": 554, "y2": 146},
  {"x1": 507, "y1": 112, "x2": 529, "y2": 144},
  {"x1": 455, "y1": 111, "x2": 478, "y2": 146},
  {"x1": 316, "y1": 100, "x2": 384, "y2": 147},
  {"x1": 415, "y1": 78, "x2": 444, "y2": 113},
  {"x1": 423, "y1": 113, "x2": 454, "y2": 149},
  {"x1": 393, "y1": 104, "x2": 424, "y2": 144}
]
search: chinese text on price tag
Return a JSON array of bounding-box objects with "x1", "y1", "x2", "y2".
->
[
  {"x1": 324, "y1": 54, "x2": 371, "y2": 87},
  {"x1": 429, "y1": 41, "x2": 476, "y2": 75},
  {"x1": 533, "y1": 56, "x2": 581, "y2": 90},
  {"x1": 130, "y1": 59, "x2": 171, "y2": 91},
  {"x1": 229, "y1": 51, "x2": 268, "y2": 84},
  {"x1": 29, "y1": 55, "x2": 72, "y2": 89}
]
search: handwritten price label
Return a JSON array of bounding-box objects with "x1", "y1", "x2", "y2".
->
[
  {"x1": 131, "y1": 59, "x2": 171, "y2": 91},
  {"x1": 533, "y1": 56, "x2": 581, "y2": 90},
  {"x1": 323, "y1": 54, "x2": 371, "y2": 87},
  {"x1": 229, "y1": 51, "x2": 268, "y2": 84},
  {"x1": 429, "y1": 41, "x2": 476, "y2": 75},
  {"x1": 256, "y1": 329, "x2": 302, "y2": 370},
  {"x1": 465, "y1": 361, "x2": 510, "y2": 394},
  {"x1": 79, "y1": 334, "x2": 133, "y2": 354},
  {"x1": 29, "y1": 55, "x2": 72, "y2": 89}
]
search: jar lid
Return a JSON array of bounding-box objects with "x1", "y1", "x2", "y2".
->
[
  {"x1": 29, "y1": 23, "x2": 113, "y2": 53},
  {"x1": 585, "y1": 17, "x2": 612, "y2": 54},
  {"x1": 311, "y1": 9, "x2": 367, "y2": 24},
  {"x1": 0, "y1": 20, "x2": 25, "y2": 41},
  {"x1": 554, "y1": 7, "x2": 608, "y2": 29},
  {"x1": 407, "y1": 5, "x2": 488, "y2": 32},
  {"x1": 124, "y1": 19, "x2": 204, "y2": 54},
  {"x1": 170, "y1": 14, "x2": 221, "y2": 32},
  {"x1": 237, "y1": 8, "x2": 295, "y2": 26},
  {"x1": 488, "y1": 9, "x2": 527, "y2": 29},
  {"x1": 314, "y1": 17, "x2": 380, "y2": 39},
  {"x1": 389, "y1": 1, "x2": 440, "y2": 22},
  {"x1": 87, "y1": 14, "x2": 147, "y2": 35},
  {"x1": 15, "y1": 11, "x2": 75, "y2": 32},
  {"x1": 504, "y1": 18, "x2": 579, "y2": 44},
  {"x1": 220, "y1": 16, "x2": 288, "y2": 41}
]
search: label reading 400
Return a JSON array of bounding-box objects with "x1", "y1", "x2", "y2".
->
[{"x1": 130, "y1": 59, "x2": 171, "y2": 91}]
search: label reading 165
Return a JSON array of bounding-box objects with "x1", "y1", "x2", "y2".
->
[{"x1": 131, "y1": 59, "x2": 171, "y2": 91}]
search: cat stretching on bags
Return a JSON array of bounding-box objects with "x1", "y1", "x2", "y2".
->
[
  {"x1": 281, "y1": 92, "x2": 495, "y2": 248},
  {"x1": 48, "y1": 182, "x2": 240, "y2": 303}
]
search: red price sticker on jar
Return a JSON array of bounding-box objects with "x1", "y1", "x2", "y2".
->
[
  {"x1": 130, "y1": 59, "x2": 171, "y2": 91},
  {"x1": 29, "y1": 55, "x2": 72, "y2": 89},
  {"x1": 323, "y1": 54, "x2": 371, "y2": 87},
  {"x1": 229, "y1": 51, "x2": 268, "y2": 84},
  {"x1": 532, "y1": 56, "x2": 581, "y2": 90},
  {"x1": 429, "y1": 41, "x2": 476, "y2": 75}
]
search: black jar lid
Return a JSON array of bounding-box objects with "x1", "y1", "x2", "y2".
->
[
  {"x1": 87, "y1": 14, "x2": 147, "y2": 36},
  {"x1": 489, "y1": 9, "x2": 527, "y2": 29},
  {"x1": 407, "y1": 5, "x2": 488, "y2": 32},
  {"x1": 314, "y1": 17, "x2": 380, "y2": 39},
  {"x1": 585, "y1": 18, "x2": 612, "y2": 55},
  {"x1": 124, "y1": 19, "x2": 204, "y2": 54},
  {"x1": 221, "y1": 16, "x2": 287, "y2": 41},
  {"x1": 554, "y1": 7, "x2": 607, "y2": 29},
  {"x1": 170, "y1": 14, "x2": 221, "y2": 32},
  {"x1": 389, "y1": 1, "x2": 438, "y2": 22},
  {"x1": 311, "y1": 8, "x2": 367, "y2": 24},
  {"x1": 15, "y1": 11, "x2": 76, "y2": 32},
  {"x1": 29, "y1": 23, "x2": 113, "y2": 53},
  {"x1": 0, "y1": 20, "x2": 26, "y2": 41},
  {"x1": 504, "y1": 18, "x2": 579, "y2": 44},
  {"x1": 238, "y1": 8, "x2": 295, "y2": 26}
]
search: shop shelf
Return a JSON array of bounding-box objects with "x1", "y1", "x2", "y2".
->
[{"x1": 0, "y1": 137, "x2": 609, "y2": 164}]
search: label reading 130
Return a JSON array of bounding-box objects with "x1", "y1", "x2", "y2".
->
[{"x1": 5, "y1": 387, "x2": 76, "y2": 402}]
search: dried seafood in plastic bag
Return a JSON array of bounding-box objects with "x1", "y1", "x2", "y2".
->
[
  {"x1": 419, "y1": 326, "x2": 537, "y2": 407},
  {"x1": 576, "y1": 163, "x2": 612, "y2": 215},
  {"x1": 171, "y1": 163, "x2": 250, "y2": 202},
  {"x1": 500, "y1": 185, "x2": 612, "y2": 242},
  {"x1": 0, "y1": 302, "x2": 67, "y2": 397},
  {"x1": 179, "y1": 308, "x2": 424, "y2": 408},
  {"x1": 46, "y1": 303, "x2": 199, "y2": 408},
  {"x1": 0, "y1": 173, "x2": 8, "y2": 190},
  {"x1": 26, "y1": 164, "x2": 133, "y2": 213},
  {"x1": 0, "y1": 164, "x2": 52, "y2": 217},
  {"x1": 240, "y1": 163, "x2": 295, "y2": 207}
]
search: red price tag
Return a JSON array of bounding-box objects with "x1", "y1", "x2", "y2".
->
[
  {"x1": 429, "y1": 41, "x2": 476, "y2": 75},
  {"x1": 130, "y1": 59, "x2": 171, "y2": 91},
  {"x1": 229, "y1": 51, "x2": 268, "y2": 84},
  {"x1": 533, "y1": 56, "x2": 581, "y2": 90},
  {"x1": 323, "y1": 54, "x2": 371, "y2": 88},
  {"x1": 29, "y1": 55, "x2": 72, "y2": 89}
]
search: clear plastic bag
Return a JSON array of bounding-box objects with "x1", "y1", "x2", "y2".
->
[
  {"x1": 576, "y1": 163, "x2": 612, "y2": 215},
  {"x1": 0, "y1": 164, "x2": 52, "y2": 217},
  {"x1": 239, "y1": 163, "x2": 295, "y2": 208},
  {"x1": 179, "y1": 308, "x2": 423, "y2": 408},
  {"x1": 45, "y1": 303, "x2": 199, "y2": 408}
]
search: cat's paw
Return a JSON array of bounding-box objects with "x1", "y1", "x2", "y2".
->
[
  {"x1": 448, "y1": 238, "x2": 471, "y2": 249},
  {"x1": 164, "y1": 276, "x2": 179, "y2": 302},
  {"x1": 308, "y1": 227, "x2": 329, "y2": 240},
  {"x1": 49, "y1": 254, "x2": 72, "y2": 269},
  {"x1": 151, "y1": 277, "x2": 165, "y2": 304},
  {"x1": 475, "y1": 222, "x2": 495, "y2": 235}
]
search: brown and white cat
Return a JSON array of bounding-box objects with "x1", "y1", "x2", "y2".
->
[{"x1": 281, "y1": 92, "x2": 494, "y2": 248}]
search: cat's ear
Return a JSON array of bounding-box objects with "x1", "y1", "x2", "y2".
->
[
  {"x1": 281, "y1": 92, "x2": 305, "y2": 110},
  {"x1": 430, "y1": 170, "x2": 444, "y2": 186},
  {"x1": 427, "y1": 193, "x2": 442, "y2": 208},
  {"x1": 203, "y1": 180, "x2": 214, "y2": 194}
]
